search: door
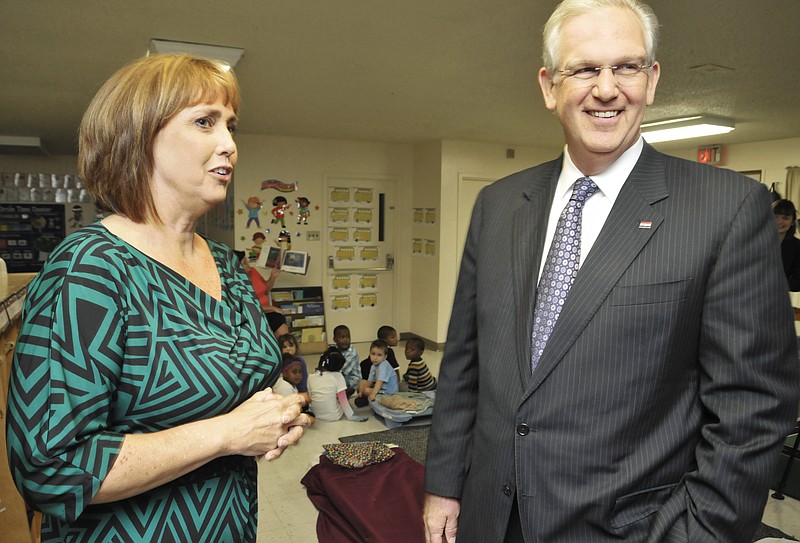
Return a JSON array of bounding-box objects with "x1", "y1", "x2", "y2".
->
[
  {"x1": 324, "y1": 174, "x2": 396, "y2": 344},
  {"x1": 456, "y1": 175, "x2": 495, "y2": 271}
]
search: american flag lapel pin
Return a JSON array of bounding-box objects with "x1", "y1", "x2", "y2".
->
[{"x1": 638, "y1": 220, "x2": 652, "y2": 229}]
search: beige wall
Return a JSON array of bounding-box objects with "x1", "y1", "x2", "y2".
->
[
  {"x1": 655, "y1": 137, "x2": 800, "y2": 194},
  {"x1": 410, "y1": 141, "x2": 444, "y2": 342},
  {"x1": 4, "y1": 135, "x2": 798, "y2": 345},
  {"x1": 434, "y1": 140, "x2": 559, "y2": 342},
  {"x1": 232, "y1": 134, "x2": 415, "y2": 337}
]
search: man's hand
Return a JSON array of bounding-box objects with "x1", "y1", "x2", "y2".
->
[{"x1": 424, "y1": 493, "x2": 460, "y2": 543}]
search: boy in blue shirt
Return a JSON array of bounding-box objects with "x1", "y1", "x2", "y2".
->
[{"x1": 355, "y1": 339, "x2": 398, "y2": 407}]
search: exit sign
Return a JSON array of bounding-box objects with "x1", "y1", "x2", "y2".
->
[{"x1": 697, "y1": 145, "x2": 722, "y2": 164}]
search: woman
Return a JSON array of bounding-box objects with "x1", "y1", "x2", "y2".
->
[
  {"x1": 6, "y1": 54, "x2": 312, "y2": 542},
  {"x1": 773, "y1": 198, "x2": 800, "y2": 291}
]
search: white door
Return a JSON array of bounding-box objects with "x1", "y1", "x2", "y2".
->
[
  {"x1": 456, "y1": 175, "x2": 495, "y2": 271},
  {"x1": 324, "y1": 174, "x2": 396, "y2": 344}
]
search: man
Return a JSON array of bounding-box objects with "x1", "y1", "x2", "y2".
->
[{"x1": 423, "y1": 1, "x2": 800, "y2": 542}]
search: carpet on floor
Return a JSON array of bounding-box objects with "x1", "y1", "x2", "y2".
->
[{"x1": 339, "y1": 425, "x2": 796, "y2": 541}]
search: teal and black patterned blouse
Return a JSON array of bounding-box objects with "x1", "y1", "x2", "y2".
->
[{"x1": 6, "y1": 223, "x2": 282, "y2": 542}]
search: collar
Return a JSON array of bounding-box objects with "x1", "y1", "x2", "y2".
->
[{"x1": 559, "y1": 137, "x2": 644, "y2": 202}]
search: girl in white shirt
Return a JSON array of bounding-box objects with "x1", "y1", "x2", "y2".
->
[{"x1": 307, "y1": 349, "x2": 367, "y2": 422}]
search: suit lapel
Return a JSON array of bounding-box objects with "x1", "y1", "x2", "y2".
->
[
  {"x1": 523, "y1": 144, "x2": 670, "y2": 396},
  {"x1": 512, "y1": 160, "x2": 560, "y2": 387}
]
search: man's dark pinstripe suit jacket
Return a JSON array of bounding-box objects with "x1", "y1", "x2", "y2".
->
[{"x1": 424, "y1": 143, "x2": 800, "y2": 542}]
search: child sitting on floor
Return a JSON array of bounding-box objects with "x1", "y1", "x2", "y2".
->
[
  {"x1": 401, "y1": 336, "x2": 437, "y2": 392},
  {"x1": 331, "y1": 324, "x2": 361, "y2": 395},
  {"x1": 360, "y1": 324, "x2": 400, "y2": 379},
  {"x1": 273, "y1": 354, "x2": 315, "y2": 422},
  {"x1": 355, "y1": 339, "x2": 399, "y2": 407},
  {"x1": 307, "y1": 347, "x2": 367, "y2": 422},
  {"x1": 277, "y1": 333, "x2": 310, "y2": 405}
]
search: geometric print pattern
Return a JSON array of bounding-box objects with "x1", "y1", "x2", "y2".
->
[
  {"x1": 531, "y1": 177, "x2": 598, "y2": 371},
  {"x1": 6, "y1": 223, "x2": 282, "y2": 542}
]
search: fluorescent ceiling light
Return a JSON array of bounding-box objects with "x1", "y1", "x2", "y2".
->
[
  {"x1": 149, "y1": 39, "x2": 244, "y2": 70},
  {"x1": 641, "y1": 115, "x2": 735, "y2": 143},
  {"x1": 0, "y1": 135, "x2": 48, "y2": 156}
]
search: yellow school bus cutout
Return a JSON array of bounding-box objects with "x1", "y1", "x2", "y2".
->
[
  {"x1": 359, "y1": 274, "x2": 377, "y2": 289},
  {"x1": 336, "y1": 246, "x2": 356, "y2": 260},
  {"x1": 331, "y1": 274, "x2": 351, "y2": 290},
  {"x1": 330, "y1": 187, "x2": 350, "y2": 202},
  {"x1": 359, "y1": 293, "x2": 378, "y2": 307},
  {"x1": 360, "y1": 246, "x2": 379, "y2": 261},
  {"x1": 354, "y1": 188, "x2": 373, "y2": 203},
  {"x1": 353, "y1": 228, "x2": 372, "y2": 242},
  {"x1": 329, "y1": 207, "x2": 349, "y2": 222},
  {"x1": 329, "y1": 227, "x2": 349, "y2": 242},
  {"x1": 332, "y1": 295, "x2": 352, "y2": 310},
  {"x1": 353, "y1": 208, "x2": 372, "y2": 223}
]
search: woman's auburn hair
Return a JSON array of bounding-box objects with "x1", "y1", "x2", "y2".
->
[{"x1": 78, "y1": 54, "x2": 240, "y2": 223}]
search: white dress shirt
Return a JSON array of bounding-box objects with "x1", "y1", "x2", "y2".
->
[{"x1": 538, "y1": 138, "x2": 645, "y2": 283}]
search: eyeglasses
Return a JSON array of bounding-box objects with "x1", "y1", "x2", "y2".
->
[{"x1": 557, "y1": 63, "x2": 653, "y2": 86}]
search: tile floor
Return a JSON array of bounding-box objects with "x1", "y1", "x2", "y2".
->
[{"x1": 257, "y1": 342, "x2": 800, "y2": 542}]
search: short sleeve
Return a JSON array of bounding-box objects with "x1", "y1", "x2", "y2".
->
[
  {"x1": 375, "y1": 361, "x2": 392, "y2": 382},
  {"x1": 6, "y1": 236, "x2": 127, "y2": 522}
]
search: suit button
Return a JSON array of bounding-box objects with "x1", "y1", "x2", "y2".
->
[
  {"x1": 516, "y1": 423, "x2": 530, "y2": 436},
  {"x1": 503, "y1": 484, "x2": 513, "y2": 496}
]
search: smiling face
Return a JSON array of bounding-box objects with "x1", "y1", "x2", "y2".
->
[
  {"x1": 538, "y1": 6, "x2": 660, "y2": 175},
  {"x1": 150, "y1": 98, "x2": 238, "y2": 215},
  {"x1": 775, "y1": 212, "x2": 795, "y2": 236},
  {"x1": 334, "y1": 328, "x2": 351, "y2": 351}
]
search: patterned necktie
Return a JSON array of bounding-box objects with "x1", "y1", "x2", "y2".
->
[{"x1": 531, "y1": 176, "x2": 599, "y2": 371}]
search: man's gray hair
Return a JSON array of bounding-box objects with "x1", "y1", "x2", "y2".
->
[{"x1": 542, "y1": 0, "x2": 659, "y2": 76}]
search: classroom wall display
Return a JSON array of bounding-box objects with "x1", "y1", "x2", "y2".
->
[
  {"x1": 360, "y1": 246, "x2": 379, "y2": 261},
  {"x1": 329, "y1": 207, "x2": 349, "y2": 222},
  {"x1": 412, "y1": 238, "x2": 423, "y2": 254},
  {"x1": 260, "y1": 179, "x2": 299, "y2": 192},
  {"x1": 353, "y1": 228, "x2": 372, "y2": 242},
  {"x1": 425, "y1": 239, "x2": 437, "y2": 256},
  {"x1": 425, "y1": 208, "x2": 437, "y2": 224},
  {"x1": 353, "y1": 208, "x2": 372, "y2": 223},
  {"x1": 359, "y1": 274, "x2": 378, "y2": 289},
  {"x1": 327, "y1": 187, "x2": 378, "y2": 267},
  {"x1": 413, "y1": 208, "x2": 424, "y2": 223},
  {"x1": 331, "y1": 274, "x2": 351, "y2": 290}
]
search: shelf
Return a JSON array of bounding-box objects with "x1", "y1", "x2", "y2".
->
[{"x1": 270, "y1": 286, "x2": 326, "y2": 344}]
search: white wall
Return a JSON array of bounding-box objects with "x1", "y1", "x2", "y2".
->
[
  {"x1": 655, "y1": 137, "x2": 800, "y2": 195},
  {"x1": 410, "y1": 141, "x2": 444, "y2": 343},
  {"x1": 5, "y1": 135, "x2": 798, "y2": 345},
  {"x1": 232, "y1": 133, "x2": 415, "y2": 336},
  {"x1": 434, "y1": 139, "x2": 560, "y2": 342}
]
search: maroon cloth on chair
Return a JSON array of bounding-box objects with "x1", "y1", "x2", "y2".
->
[{"x1": 301, "y1": 448, "x2": 425, "y2": 543}]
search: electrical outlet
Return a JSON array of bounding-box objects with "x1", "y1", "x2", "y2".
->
[{"x1": 306, "y1": 230, "x2": 320, "y2": 241}]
